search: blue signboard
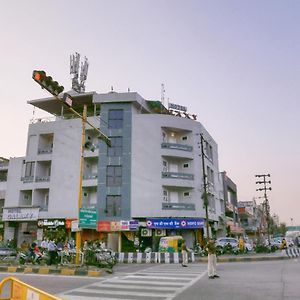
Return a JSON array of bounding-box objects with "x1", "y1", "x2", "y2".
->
[{"x1": 146, "y1": 218, "x2": 204, "y2": 229}]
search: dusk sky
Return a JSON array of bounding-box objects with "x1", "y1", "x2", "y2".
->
[{"x1": 1, "y1": 1, "x2": 299, "y2": 225}]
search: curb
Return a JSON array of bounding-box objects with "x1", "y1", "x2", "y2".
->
[
  {"x1": 0, "y1": 265, "x2": 104, "y2": 277},
  {"x1": 195, "y1": 255, "x2": 289, "y2": 263}
]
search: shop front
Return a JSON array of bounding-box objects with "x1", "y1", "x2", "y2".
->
[
  {"x1": 2, "y1": 207, "x2": 40, "y2": 247},
  {"x1": 144, "y1": 218, "x2": 205, "y2": 250},
  {"x1": 97, "y1": 220, "x2": 139, "y2": 252},
  {"x1": 37, "y1": 219, "x2": 67, "y2": 243}
]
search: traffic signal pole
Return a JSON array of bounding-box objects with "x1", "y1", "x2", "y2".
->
[
  {"x1": 32, "y1": 70, "x2": 111, "y2": 265},
  {"x1": 75, "y1": 105, "x2": 87, "y2": 265}
]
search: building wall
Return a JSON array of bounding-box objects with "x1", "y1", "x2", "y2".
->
[{"x1": 5, "y1": 117, "x2": 83, "y2": 219}]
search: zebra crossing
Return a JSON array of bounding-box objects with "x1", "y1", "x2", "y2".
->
[{"x1": 58, "y1": 263, "x2": 207, "y2": 300}]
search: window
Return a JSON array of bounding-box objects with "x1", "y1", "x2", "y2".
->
[
  {"x1": 162, "y1": 161, "x2": 168, "y2": 171},
  {"x1": 182, "y1": 136, "x2": 188, "y2": 141},
  {"x1": 163, "y1": 190, "x2": 168, "y2": 202},
  {"x1": 107, "y1": 137, "x2": 122, "y2": 156},
  {"x1": 205, "y1": 142, "x2": 213, "y2": 162},
  {"x1": 106, "y1": 195, "x2": 121, "y2": 217},
  {"x1": 108, "y1": 109, "x2": 123, "y2": 129},
  {"x1": 183, "y1": 192, "x2": 190, "y2": 197},
  {"x1": 183, "y1": 163, "x2": 189, "y2": 168},
  {"x1": 106, "y1": 166, "x2": 122, "y2": 186},
  {"x1": 25, "y1": 162, "x2": 35, "y2": 178},
  {"x1": 207, "y1": 166, "x2": 214, "y2": 185}
]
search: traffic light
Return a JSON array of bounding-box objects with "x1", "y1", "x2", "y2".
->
[{"x1": 32, "y1": 70, "x2": 64, "y2": 96}]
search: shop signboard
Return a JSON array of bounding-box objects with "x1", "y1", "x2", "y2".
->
[
  {"x1": 79, "y1": 208, "x2": 97, "y2": 229},
  {"x1": 146, "y1": 218, "x2": 204, "y2": 229},
  {"x1": 2, "y1": 207, "x2": 39, "y2": 221},
  {"x1": 111, "y1": 221, "x2": 121, "y2": 231},
  {"x1": 97, "y1": 221, "x2": 111, "y2": 232},
  {"x1": 37, "y1": 219, "x2": 65, "y2": 228},
  {"x1": 129, "y1": 220, "x2": 139, "y2": 230}
]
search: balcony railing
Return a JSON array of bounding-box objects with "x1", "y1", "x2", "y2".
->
[
  {"x1": 38, "y1": 147, "x2": 53, "y2": 154},
  {"x1": 21, "y1": 176, "x2": 34, "y2": 183},
  {"x1": 35, "y1": 176, "x2": 50, "y2": 182},
  {"x1": 161, "y1": 142, "x2": 193, "y2": 152},
  {"x1": 162, "y1": 171, "x2": 194, "y2": 180},
  {"x1": 83, "y1": 173, "x2": 98, "y2": 180},
  {"x1": 162, "y1": 202, "x2": 195, "y2": 210}
]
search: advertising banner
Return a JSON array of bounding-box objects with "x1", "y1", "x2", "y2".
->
[{"x1": 146, "y1": 218, "x2": 204, "y2": 229}]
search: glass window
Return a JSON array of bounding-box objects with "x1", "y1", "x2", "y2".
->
[
  {"x1": 108, "y1": 109, "x2": 123, "y2": 129},
  {"x1": 106, "y1": 166, "x2": 122, "y2": 186},
  {"x1": 107, "y1": 137, "x2": 122, "y2": 156},
  {"x1": 25, "y1": 162, "x2": 35, "y2": 177},
  {"x1": 106, "y1": 195, "x2": 121, "y2": 217}
]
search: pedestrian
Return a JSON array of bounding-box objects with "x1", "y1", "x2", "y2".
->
[
  {"x1": 205, "y1": 238, "x2": 220, "y2": 279},
  {"x1": 47, "y1": 239, "x2": 57, "y2": 265},
  {"x1": 181, "y1": 240, "x2": 188, "y2": 267},
  {"x1": 238, "y1": 236, "x2": 245, "y2": 253}
]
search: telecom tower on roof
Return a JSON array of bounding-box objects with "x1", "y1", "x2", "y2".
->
[{"x1": 70, "y1": 52, "x2": 89, "y2": 93}]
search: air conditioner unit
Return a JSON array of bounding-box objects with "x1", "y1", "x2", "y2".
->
[
  {"x1": 155, "y1": 229, "x2": 166, "y2": 237},
  {"x1": 141, "y1": 228, "x2": 152, "y2": 237}
]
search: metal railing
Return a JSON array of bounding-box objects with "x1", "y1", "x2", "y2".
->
[
  {"x1": 161, "y1": 142, "x2": 193, "y2": 152},
  {"x1": 162, "y1": 202, "x2": 195, "y2": 210},
  {"x1": 162, "y1": 171, "x2": 194, "y2": 180}
]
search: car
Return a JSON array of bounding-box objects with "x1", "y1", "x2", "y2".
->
[
  {"x1": 216, "y1": 237, "x2": 238, "y2": 248},
  {"x1": 0, "y1": 247, "x2": 17, "y2": 259}
]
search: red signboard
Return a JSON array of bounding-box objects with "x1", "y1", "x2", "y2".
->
[{"x1": 97, "y1": 221, "x2": 111, "y2": 232}]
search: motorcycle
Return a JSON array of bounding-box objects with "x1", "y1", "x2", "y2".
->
[{"x1": 18, "y1": 251, "x2": 43, "y2": 265}]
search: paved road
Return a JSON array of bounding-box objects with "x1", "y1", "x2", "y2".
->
[{"x1": 0, "y1": 259, "x2": 299, "y2": 299}]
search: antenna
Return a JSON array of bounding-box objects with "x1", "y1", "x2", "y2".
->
[{"x1": 70, "y1": 52, "x2": 89, "y2": 93}]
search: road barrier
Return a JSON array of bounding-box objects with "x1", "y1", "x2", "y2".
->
[
  {"x1": 0, "y1": 276, "x2": 61, "y2": 300},
  {"x1": 285, "y1": 247, "x2": 300, "y2": 258},
  {"x1": 116, "y1": 252, "x2": 195, "y2": 263}
]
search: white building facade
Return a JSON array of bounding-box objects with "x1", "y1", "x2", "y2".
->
[{"x1": 3, "y1": 91, "x2": 224, "y2": 250}]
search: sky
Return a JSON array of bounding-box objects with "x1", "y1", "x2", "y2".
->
[{"x1": 1, "y1": 1, "x2": 299, "y2": 225}]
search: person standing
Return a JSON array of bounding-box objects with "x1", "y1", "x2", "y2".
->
[
  {"x1": 47, "y1": 239, "x2": 57, "y2": 265},
  {"x1": 206, "y1": 238, "x2": 220, "y2": 279},
  {"x1": 181, "y1": 240, "x2": 188, "y2": 267}
]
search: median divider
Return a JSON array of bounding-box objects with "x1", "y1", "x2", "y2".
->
[{"x1": 0, "y1": 265, "x2": 103, "y2": 277}]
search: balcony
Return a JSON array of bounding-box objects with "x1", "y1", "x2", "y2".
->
[
  {"x1": 162, "y1": 202, "x2": 195, "y2": 210},
  {"x1": 161, "y1": 142, "x2": 193, "y2": 152},
  {"x1": 162, "y1": 172, "x2": 194, "y2": 180}
]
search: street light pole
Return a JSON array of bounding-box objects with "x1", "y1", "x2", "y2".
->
[{"x1": 200, "y1": 133, "x2": 210, "y2": 240}]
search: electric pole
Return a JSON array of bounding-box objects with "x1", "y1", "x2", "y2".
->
[
  {"x1": 200, "y1": 133, "x2": 210, "y2": 240},
  {"x1": 255, "y1": 174, "x2": 272, "y2": 245}
]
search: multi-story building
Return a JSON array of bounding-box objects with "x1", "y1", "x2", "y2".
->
[
  {"x1": 220, "y1": 171, "x2": 244, "y2": 236},
  {"x1": 238, "y1": 199, "x2": 259, "y2": 239},
  {"x1": 3, "y1": 90, "x2": 224, "y2": 251},
  {"x1": 0, "y1": 157, "x2": 8, "y2": 239}
]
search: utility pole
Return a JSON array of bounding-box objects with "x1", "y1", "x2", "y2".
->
[
  {"x1": 200, "y1": 133, "x2": 210, "y2": 240},
  {"x1": 255, "y1": 174, "x2": 272, "y2": 245}
]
